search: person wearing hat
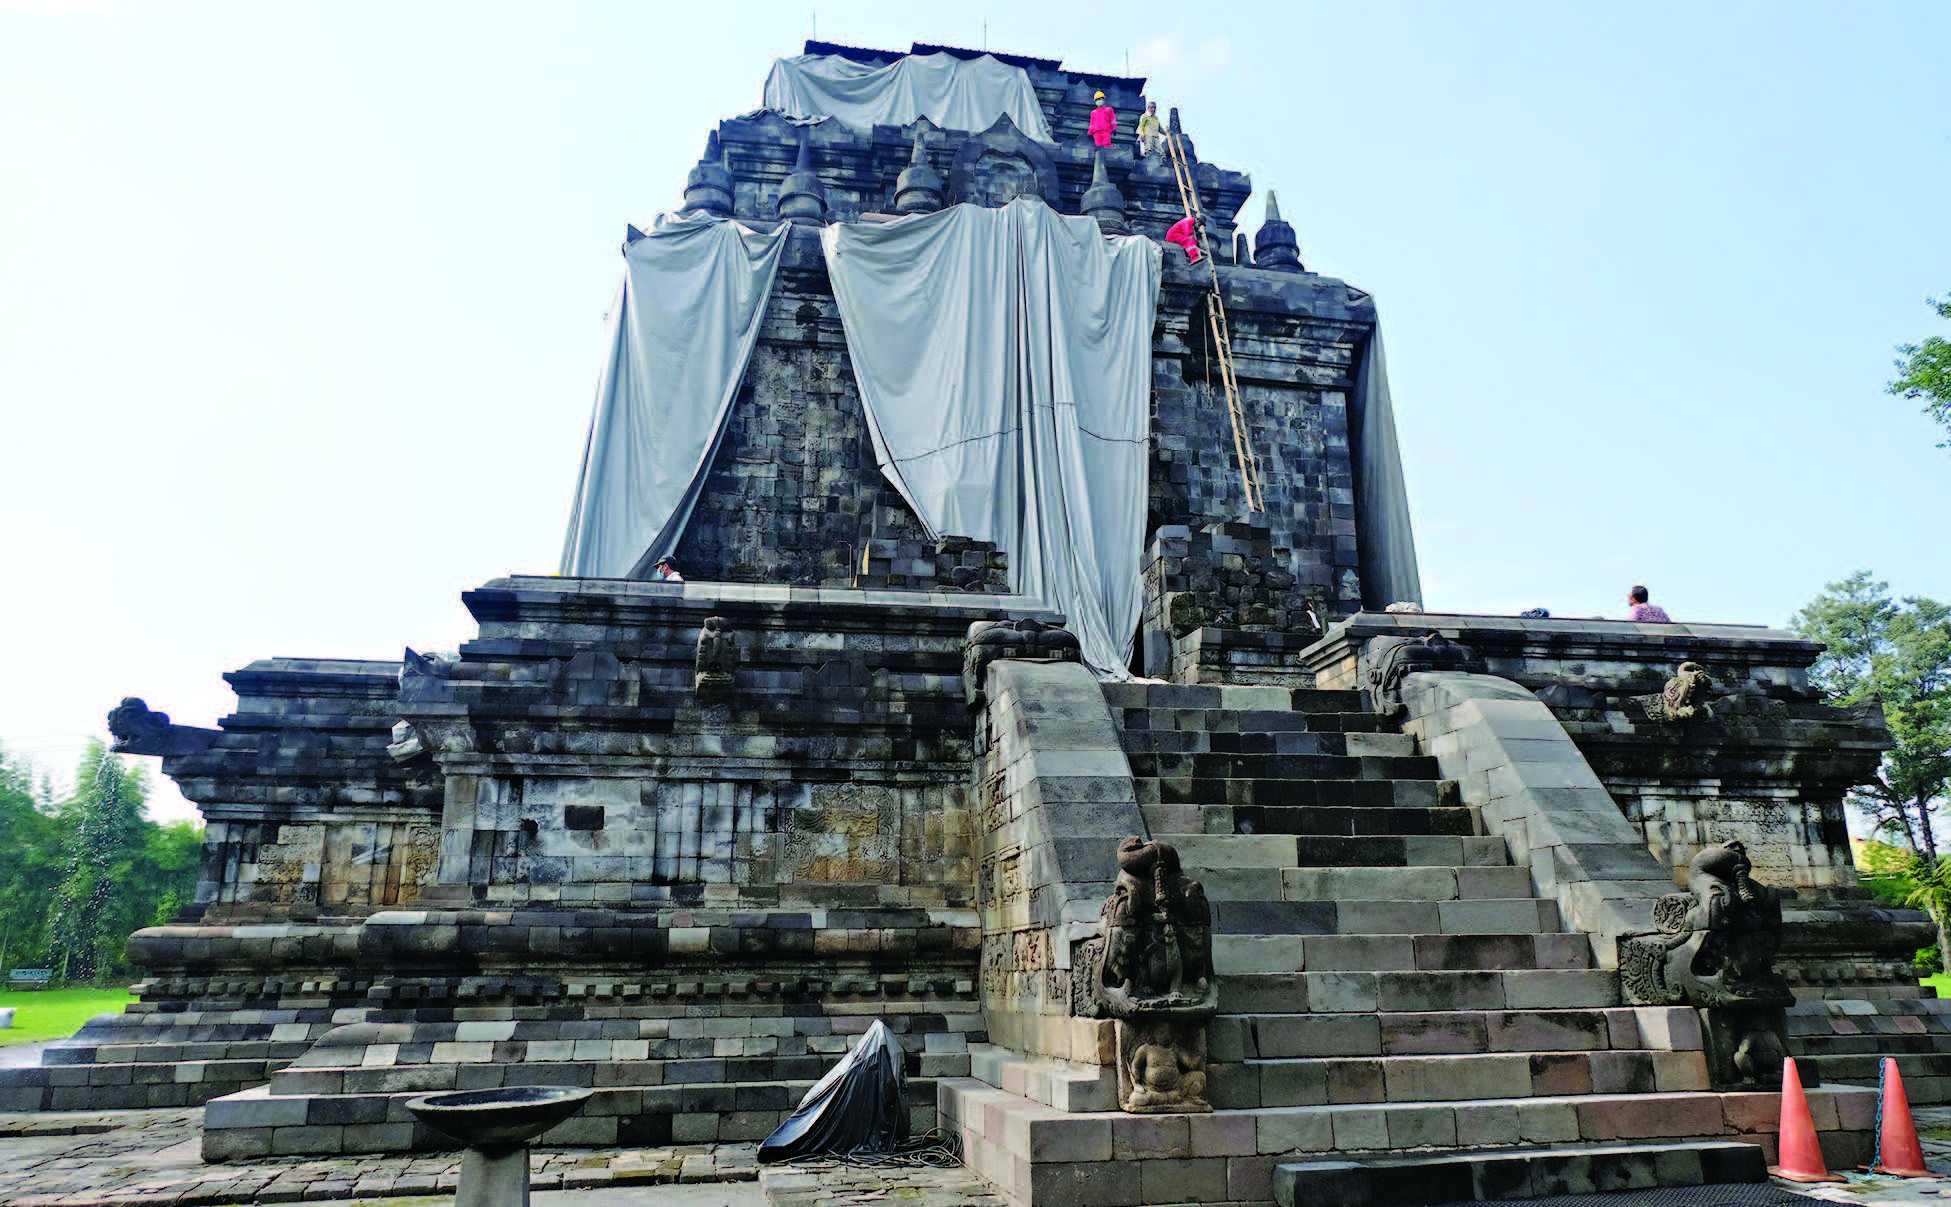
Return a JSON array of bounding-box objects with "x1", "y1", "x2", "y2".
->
[
  {"x1": 652, "y1": 556, "x2": 684, "y2": 583},
  {"x1": 1088, "y1": 90, "x2": 1116, "y2": 149},
  {"x1": 1135, "y1": 100, "x2": 1163, "y2": 157}
]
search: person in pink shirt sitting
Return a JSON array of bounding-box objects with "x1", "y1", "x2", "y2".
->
[
  {"x1": 1627, "y1": 584, "x2": 1672, "y2": 622},
  {"x1": 1164, "y1": 215, "x2": 1201, "y2": 264},
  {"x1": 1088, "y1": 91, "x2": 1116, "y2": 148}
]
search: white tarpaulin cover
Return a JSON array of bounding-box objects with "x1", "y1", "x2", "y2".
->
[
  {"x1": 764, "y1": 52, "x2": 1055, "y2": 143},
  {"x1": 821, "y1": 199, "x2": 1161, "y2": 676},
  {"x1": 1350, "y1": 327, "x2": 1423, "y2": 608},
  {"x1": 558, "y1": 213, "x2": 789, "y2": 578}
]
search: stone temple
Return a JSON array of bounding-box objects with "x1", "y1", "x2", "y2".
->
[{"x1": 9, "y1": 39, "x2": 1945, "y2": 1206}]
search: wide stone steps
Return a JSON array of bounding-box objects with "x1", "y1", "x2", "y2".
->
[
  {"x1": 0, "y1": 1057, "x2": 271, "y2": 1111},
  {"x1": 941, "y1": 1077, "x2": 1877, "y2": 1207},
  {"x1": 1123, "y1": 730, "x2": 1419, "y2": 757},
  {"x1": 1213, "y1": 932, "x2": 1594, "y2": 976},
  {"x1": 1146, "y1": 802, "x2": 1477, "y2": 837},
  {"x1": 1169, "y1": 832, "x2": 1510, "y2": 869},
  {"x1": 1218, "y1": 970, "x2": 1622, "y2": 1014},
  {"x1": 1201, "y1": 863, "x2": 1536, "y2": 903},
  {"x1": 1215, "y1": 1049, "x2": 1713, "y2": 1108},
  {"x1": 1272, "y1": 1139, "x2": 1767, "y2": 1206},
  {"x1": 1126, "y1": 752, "x2": 1444, "y2": 781},
  {"x1": 267, "y1": 1050, "x2": 969, "y2": 1099},
  {"x1": 1213, "y1": 1008, "x2": 1699, "y2": 1058},
  {"x1": 205, "y1": 1074, "x2": 943, "y2": 1159},
  {"x1": 1210, "y1": 898, "x2": 1561, "y2": 936}
]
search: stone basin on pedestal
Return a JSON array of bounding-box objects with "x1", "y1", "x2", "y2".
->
[{"x1": 406, "y1": 1087, "x2": 592, "y2": 1207}]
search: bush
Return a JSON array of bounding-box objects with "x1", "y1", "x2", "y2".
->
[{"x1": 1916, "y1": 945, "x2": 1944, "y2": 976}]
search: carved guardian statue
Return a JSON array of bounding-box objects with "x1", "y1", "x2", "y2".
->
[
  {"x1": 1620, "y1": 840, "x2": 1793, "y2": 1088},
  {"x1": 695, "y1": 616, "x2": 739, "y2": 700},
  {"x1": 1088, "y1": 837, "x2": 1216, "y2": 1113},
  {"x1": 1637, "y1": 661, "x2": 1716, "y2": 722}
]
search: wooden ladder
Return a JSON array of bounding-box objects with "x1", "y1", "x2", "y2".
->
[{"x1": 1165, "y1": 128, "x2": 1265, "y2": 514}]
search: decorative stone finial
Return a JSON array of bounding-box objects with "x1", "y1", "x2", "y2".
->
[
  {"x1": 682, "y1": 130, "x2": 735, "y2": 217},
  {"x1": 1167, "y1": 106, "x2": 1183, "y2": 136},
  {"x1": 1080, "y1": 151, "x2": 1128, "y2": 235},
  {"x1": 776, "y1": 131, "x2": 828, "y2": 226},
  {"x1": 1252, "y1": 190, "x2": 1303, "y2": 272},
  {"x1": 961, "y1": 617, "x2": 1081, "y2": 708},
  {"x1": 106, "y1": 696, "x2": 217, "y2": 757},
  {"x1": 1361, "y1": 631, "x2": 1475, "y2": 719},
  {"x1": 892, "y1": 132, "x2": 945, "y2": 215},
  {"x1": 1234, "y1": 232, "x2": 1250, "y2": 265}
]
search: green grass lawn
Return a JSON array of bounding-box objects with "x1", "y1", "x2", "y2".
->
[
  {"x1": 0, "y1": 987, "x2": 133, "y2": 1046},
  {"x1": 1923, "y1": 973, "x2": 1951, "y2": 998}
]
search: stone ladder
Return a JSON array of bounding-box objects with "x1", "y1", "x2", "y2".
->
[{"x1": 942, "y1": 681, "x2": 1876, "y2": 1206}]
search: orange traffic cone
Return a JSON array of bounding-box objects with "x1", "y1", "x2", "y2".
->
[
  {"x1": 1770, "y1": 1057, "x2": 1843, "y2": 1183},
  {"x1": 1871, "y1": 1057, "x2": 1931, "y2": 1177}
]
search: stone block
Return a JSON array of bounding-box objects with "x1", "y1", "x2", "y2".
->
[
  {"x1": 1257, "y1": 1106, "x2": 1333, "y2": 1155},
  {"x1": 1029, "y1": 1115, "x2": 1112, "y2": 1163},
  {"x1": 1111, "y1": 1113, "x2": 1191, "y2": 1160},
  {"x1": 1385, "y1": 1104, "x2": 1456, "y2": 1148},
  {"x1": 1139, "y1": 1156, "x2": 1226, "y2": 1204}
]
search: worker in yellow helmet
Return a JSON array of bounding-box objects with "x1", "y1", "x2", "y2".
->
[{"x1": 1089, "y1": 90, "x2": 1116, "y2": 149}]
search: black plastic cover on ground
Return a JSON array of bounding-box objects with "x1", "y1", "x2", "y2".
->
[{"x1": 757, "y1": 1019, "x2": 908, "y2": 1163}]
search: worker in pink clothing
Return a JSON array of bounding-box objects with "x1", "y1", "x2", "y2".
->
[
  {"x1": 1088, "y1": 90, "x2": 1116, "y2": 148},
  {"x1": 1165, "y1": 215, "x2": 1201, "y2": 264}
]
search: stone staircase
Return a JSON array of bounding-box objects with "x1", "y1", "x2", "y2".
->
[
  {"x1": 198, "y1": 947, "x2": 981, "y2": 1160},
  {"x1": 0, "y1": 979, "x2": 353, "y2": 1112},
  {"x1": 1788, "y1": 995, "x2": 1951, "y2": 1106},
  {"x1": 943, "y1": 681, "x2": 1875, "y2": 1206}
]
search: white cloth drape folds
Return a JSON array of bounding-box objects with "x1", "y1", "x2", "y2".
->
[
  {"x1": 558, "y1": 214, "x2": 789, "y2": 578},
  {"x1": 763, "y1": 52, "x2": 1055, "y2": 142},
  {"x1": 1349, "y1": 327, "x2": 1423, "y2": 609},
  {"x1": 821, "y1": 200, "x2": 1160, "y2": 676}
]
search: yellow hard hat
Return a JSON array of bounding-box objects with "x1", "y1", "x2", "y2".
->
[{"x1": 1093, "y1": 90, "x2": 1105, "y2": 101}]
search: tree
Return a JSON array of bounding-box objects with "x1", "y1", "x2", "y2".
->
[
  {"x1": 1793, "y1": 573, "x2": 1951, "y2": 861},
  {"x1": 1890, "y1": 294, "x2": 1951, "y2": 449},
  {"x1": 46, "y1": 742, "x2": 149, "y2": 982},
  {"x1": 0, "y1": 747, "x2": 63, "y2": 972}
]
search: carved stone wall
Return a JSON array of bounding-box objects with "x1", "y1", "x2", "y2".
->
[{"x1": 971, "y1": 658, "x2": 1145, "y2": 1064}]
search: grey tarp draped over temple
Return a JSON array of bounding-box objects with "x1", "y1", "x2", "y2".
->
[
  {"x1": 1349, "y1": 326, "x2": 1423, "y2": 608},
  {"x1": 821, "y1": 199, "x2": 1160, "y2": 677},
  {"x1": 763, "y1": 52, "x2": 1056, "y2": 142},
  {"x1": 558, "y1": 214, "x2": 789, "y2": 579}
]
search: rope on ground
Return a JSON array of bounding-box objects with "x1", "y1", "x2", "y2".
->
[{"x1": 777, "y1": 1128, "x2": 964, "y2": 1170}]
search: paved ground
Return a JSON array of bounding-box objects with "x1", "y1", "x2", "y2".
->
[
  {"x1": 6, "y1": 1106, "x2": 1951, "y2": 1206},
  {"x1": 0, "y1": 1109, "x2": 760, "y2": 1207}
]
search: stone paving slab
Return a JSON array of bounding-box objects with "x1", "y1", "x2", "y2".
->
[
  {"x1": 760, "y1": 1164, "x2": 1007, "y2": 1207},
  {"x1": 0, "y1": 1109, "x2": 758, "y2": 1207}
]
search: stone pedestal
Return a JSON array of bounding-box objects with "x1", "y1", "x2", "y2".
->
[{"x1": 457, "y1": 1146, "x2": 529, "y2": 1207}]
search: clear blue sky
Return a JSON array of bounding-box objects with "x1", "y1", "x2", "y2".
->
[{"x1": 3, "y1": 1, "x2": 1947, "y2": 821}]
